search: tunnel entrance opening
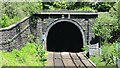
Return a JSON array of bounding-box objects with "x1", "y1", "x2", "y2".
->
[{"x1": 46, "y1": 20, "x2": 83, "y2": 52}]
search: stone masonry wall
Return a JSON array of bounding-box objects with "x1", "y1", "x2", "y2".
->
[
  {"x1": 0, "y1": 16, "x2": 42, "y2": 51},
  {"x1": 0, "y1": 12, "x2": 98, "y2": 50}
]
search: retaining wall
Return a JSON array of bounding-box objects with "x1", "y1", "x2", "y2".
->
[{"x1": 0, "y1": 15, "x2": 42, "y2": 51}]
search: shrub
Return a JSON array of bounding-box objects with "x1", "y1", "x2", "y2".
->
[
  {"x1": 90, "y1": 42, "x2": 118, "y2": 67},
  {"x1": 92, "y1": 12, "x2": 118, "y2": 40}
]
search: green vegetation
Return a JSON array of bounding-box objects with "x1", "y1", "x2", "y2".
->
[
  {"x1": 92, "y1": 2, "x2": 119, "y2": 41},
  {"x1": 90, "y1": 43, "x2": 118, "y2": 66},
  {"x1": 0, "y1": 2, "x2": 42, "y2": 28},
  {"x1": 92, "y1": 12, "x2": 118, "y2": 41},
  {"x1": 90, "y1": 1, "x2": 120, "y2": 67},
  {"x1": 0, "y1": 1, "x2": 120, "y2": 67},
  {"x1": 90, "y1": 42, "x2": 120, "y2": 68},
  {"x1": 0, "y1": 41, "x2": 47, "y2": 66},
  {"x1": 0, "y1": 2, "x2": 115, "y2": 28},
  {"x1": 0, "y1": 51, "x2": 2, "y2": 68}
]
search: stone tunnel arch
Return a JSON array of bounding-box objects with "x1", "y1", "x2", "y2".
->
[{"x1": 45, "y1": 19, "x2": 85, "y2": 52}]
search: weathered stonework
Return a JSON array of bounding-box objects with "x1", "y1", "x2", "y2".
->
[
  {"x1": 0, "y1": 16, "x2": 42, "y2": 50},
  {"x1": 0, "y1": 10, "x2": 98, "y2": 51}
]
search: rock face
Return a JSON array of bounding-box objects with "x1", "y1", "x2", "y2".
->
[{"x1": 0, "y1": 11, "x2": 98, "y2": 51}]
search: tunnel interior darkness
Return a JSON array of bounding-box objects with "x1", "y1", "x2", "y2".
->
[{"x1": 47, "y1": 21, "x2": 83, "y2": 52}]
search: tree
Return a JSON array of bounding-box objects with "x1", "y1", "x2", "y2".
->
[
  {"x1": 92, "y1": 1, "x2": 119, "y2": 43},
  {"x1": 0, "y1": 2, "x2": 42, "y2": 28},
  {"x1": 42, "y1": 2, "x2": 75, "y2": 10},
  {"x1": 91, "y1": 2, "x2": 115, "y2": 12}
]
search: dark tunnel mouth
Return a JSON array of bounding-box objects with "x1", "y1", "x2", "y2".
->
[{"x1": 46, "y1": 20, "x2": 84, "y2": 52}]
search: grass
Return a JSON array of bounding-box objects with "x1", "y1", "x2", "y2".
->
[{"x1": 0, "y1": 42, "x2": 48, "y2": 67}]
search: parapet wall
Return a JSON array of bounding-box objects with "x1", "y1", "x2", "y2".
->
[{"x1": 0, "y1": 15, "x2": 42, "y2": 51}]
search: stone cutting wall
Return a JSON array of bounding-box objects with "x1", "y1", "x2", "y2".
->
[{"x1": 0, "y1": 16, "x2": 42, "y2": 51}]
